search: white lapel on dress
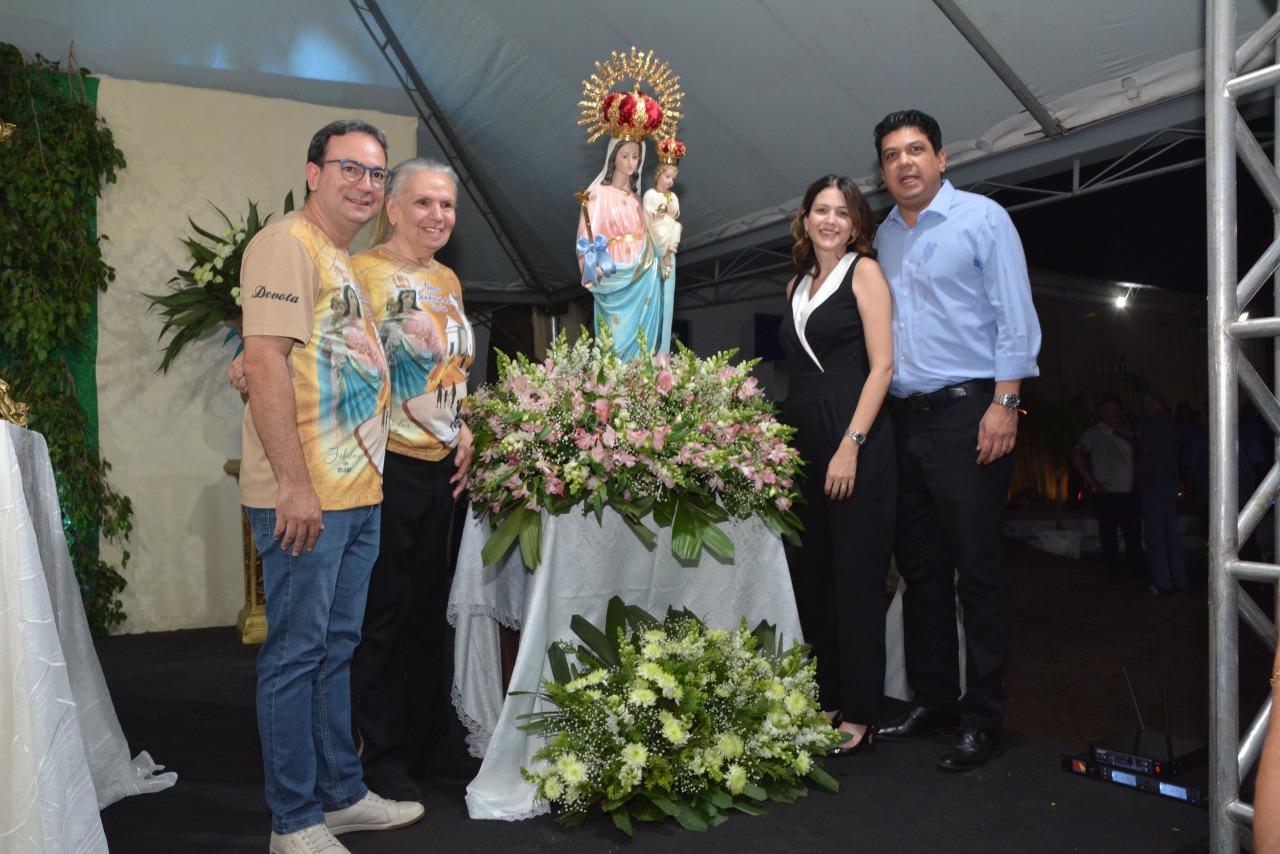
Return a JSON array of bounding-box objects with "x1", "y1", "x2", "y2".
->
[{"x1": 791, "y1": 252, "x2": 858, "y2": 374}]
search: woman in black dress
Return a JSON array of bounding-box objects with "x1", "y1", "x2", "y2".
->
[{"x1": 779, "y1": 175, "x2": 895, "y2": 754}]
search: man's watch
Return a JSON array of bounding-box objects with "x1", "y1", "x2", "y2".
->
[
  {"x1": 994, "y1": 393, "x2": 1022, "y2": 410},
  {"x1": 844, "y1": 428, "x2": 867, "y2": 446}
]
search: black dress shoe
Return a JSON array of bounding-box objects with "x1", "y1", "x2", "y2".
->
[
  {"x1": 877, "y1": 705, "x2": 960, "y2": 743},
  {"x1": 936, "y1": 727, "x2": 1000, "y2": 772}
]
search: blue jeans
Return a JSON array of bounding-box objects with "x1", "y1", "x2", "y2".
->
[
  {"x1": 1141, "y1": 487, "x2": 1187, "y2": 592},
  {"x1": 246, "y1": 505, "x2": 380, "y2": 834}
]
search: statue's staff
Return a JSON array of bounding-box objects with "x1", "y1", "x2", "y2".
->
[{"x1": 575, "y1": 188, "x2": 614, "y2": 288}]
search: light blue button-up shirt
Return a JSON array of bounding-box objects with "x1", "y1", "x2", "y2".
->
[{"x1": 874, "y1": 180, "x2": 1041, "y2": 397}]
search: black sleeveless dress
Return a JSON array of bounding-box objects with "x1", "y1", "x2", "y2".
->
[{"x1": 779, "y1": 253, "x2": 895, "y2": 722}]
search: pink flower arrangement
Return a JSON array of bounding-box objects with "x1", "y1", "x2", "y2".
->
[{"x1": 465, "y1": 328, "x2": 804, "y2": 570}]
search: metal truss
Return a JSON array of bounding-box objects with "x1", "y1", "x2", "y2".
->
[
  {"x1": 674, "y1": 126, "x2": 1219, "y2": 304},
  {"x1": 971, "y1": 127, "x2": 1209, "y2": 213},
  {"x1": 348, "y1": 0, "x2": 550, "y2": 294},
  {"x1": 1206, "y1": 3, "x2": 1280, "y2": 850},
  {"x1": 676, "y1": 245, "x2": 793, "y2": 307}
]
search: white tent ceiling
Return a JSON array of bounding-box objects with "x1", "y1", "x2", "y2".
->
[{"x1": 3, "y1": 0, "x2": 1276, "y2": 300}]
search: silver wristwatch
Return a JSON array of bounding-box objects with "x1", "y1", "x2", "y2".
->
[
  {"x1": 994, "y1": 393, "x2": 1022, "y2": 410},
  {"x1": 844, "y1": 428, "x2": 867, "y2": 446}
]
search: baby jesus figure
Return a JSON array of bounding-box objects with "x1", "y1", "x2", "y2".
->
[{"x1": 643, "y1": 139, "x2": 686, "y2": 281}]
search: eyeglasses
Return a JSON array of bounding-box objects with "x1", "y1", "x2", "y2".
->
[{"x1": 321, "y1": 159, "x2": 389, "y2": 188}]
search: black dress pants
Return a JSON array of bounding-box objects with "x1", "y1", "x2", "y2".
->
[
  {"x1": 350, "y1": 449, "x2": 457, "y2": 772},
  {"x1": 892, "y1": 392, "x2": 1015, "y2": 730},
  {"x1": 1090, "y1": 491, "x2": 1145, "y2": 577},
  {"x1": 785, "y1": 389, "x2": 895, "y2": 726}
]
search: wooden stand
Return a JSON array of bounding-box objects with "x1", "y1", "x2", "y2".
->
[{"x1": 224, "y1": 459, "x2": 266, "y2": 645}]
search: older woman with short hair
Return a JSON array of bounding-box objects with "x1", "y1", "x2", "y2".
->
[{"x1": 348, "y1": 158, "x2": 476, "y2": 801}]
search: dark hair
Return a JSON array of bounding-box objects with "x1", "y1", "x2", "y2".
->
[
  {"x1": 873, "y1": 109, "x2": 943, "y2": 161},
  {"x1": 789, "y1": 175, "x2": 876, "y2": 280},
  {"x1": 603, "y1": 141, "x2": 641, "y2": 193},
  {"x1": 395, "y1": 289, "x2": 420, "y2": 313},
  {"x1": 1097, "y1": 394, "x2": 1123, "y2": 411},
  {"x1": 304, "y1": 119, "x2": 389, "y2": 198}
]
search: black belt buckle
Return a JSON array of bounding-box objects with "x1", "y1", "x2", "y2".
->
[{"x1": 904, "y1": 381, "x2": 978, "y2": 412}]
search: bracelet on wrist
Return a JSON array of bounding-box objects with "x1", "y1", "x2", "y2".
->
[{"x1": 844, "y1": 428, "x2": 866, "y2": 447}]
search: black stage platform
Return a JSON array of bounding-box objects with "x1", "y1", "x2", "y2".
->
[{"x1": 97, "y1": 627, "x2": 1209, "y2": 853}]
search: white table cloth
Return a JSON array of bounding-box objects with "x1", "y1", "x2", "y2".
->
[
  {"x1": 1, "y1": 423, "x2": 175, "y2": 853},
  {"x1": 448, "y1": 508, "x2": 803, "y2": 821}
]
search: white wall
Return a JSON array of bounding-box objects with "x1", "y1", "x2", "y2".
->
[{"x1": 95, "y1": 76, "x2": 417, "y2": 633}]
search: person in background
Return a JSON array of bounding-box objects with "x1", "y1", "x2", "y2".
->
[
  {"x1": 1073, "y1": 395, "x2": 1148, "y2": 587},
  {"x1": 1135, "y1": 392, "x2": 1188, "y2": 592}
]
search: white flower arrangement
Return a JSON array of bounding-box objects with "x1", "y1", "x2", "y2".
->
[{"x1": 517, "y1": 597, "x2": 841, "y2": 835}]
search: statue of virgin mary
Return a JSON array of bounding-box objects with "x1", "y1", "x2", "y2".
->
[{"x1": 574, "y1": 48, "x2": 684, "y2": 361}]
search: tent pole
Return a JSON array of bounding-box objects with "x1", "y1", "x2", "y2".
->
[
  {"x1": 930, "y1": 0, "x2": 1063, "y2": 139},
  {"x1": 348, "y1": 0, "x2": 552, "y2": 294}
]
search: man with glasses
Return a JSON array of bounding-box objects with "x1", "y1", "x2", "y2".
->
[{"x1": 239, "y1": 119, "x2": 423, "y2": 854}]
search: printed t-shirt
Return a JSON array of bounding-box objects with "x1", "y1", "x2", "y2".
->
[
  {"x1": 238, "y1": 213, "x2": 390, "y2": 509},
  {"x1": 354, "y1": 246, "x2": 474, "y2": 462}
]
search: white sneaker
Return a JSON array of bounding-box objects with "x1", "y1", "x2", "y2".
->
[
  {"x1": 323, "y1": 790, "x2": 425, "y2": 835},
  {"x1": 269, "y1": 824, "x2": 350, "y2": 853}
]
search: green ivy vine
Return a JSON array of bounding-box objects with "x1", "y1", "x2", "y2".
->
[{"x1": 0, "y1": 43, "x2": 132, "y2": 635}]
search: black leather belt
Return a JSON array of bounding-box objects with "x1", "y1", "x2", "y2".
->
[{"x1": 892, "y1": 379, "x2": 994, "y2": 412}]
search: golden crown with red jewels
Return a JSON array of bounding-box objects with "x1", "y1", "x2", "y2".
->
[
  {"x1": 579, "y1": 47, "x2": 684, "y2": 144},
  {"x1": 655, "y1": 138, "x2": 687, "y2": 166}
]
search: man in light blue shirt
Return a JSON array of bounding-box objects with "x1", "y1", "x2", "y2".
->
[{"x1": 872, "y1": 110, "x2": 1041, "y2": 773}]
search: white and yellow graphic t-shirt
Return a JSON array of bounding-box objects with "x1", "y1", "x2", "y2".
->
[
  {"x1": 354, "y1": 246, "x2": 474, "y2": 462},
  {"x1": 239, "y1": 213, "x2": 390, "y2": 510}
]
